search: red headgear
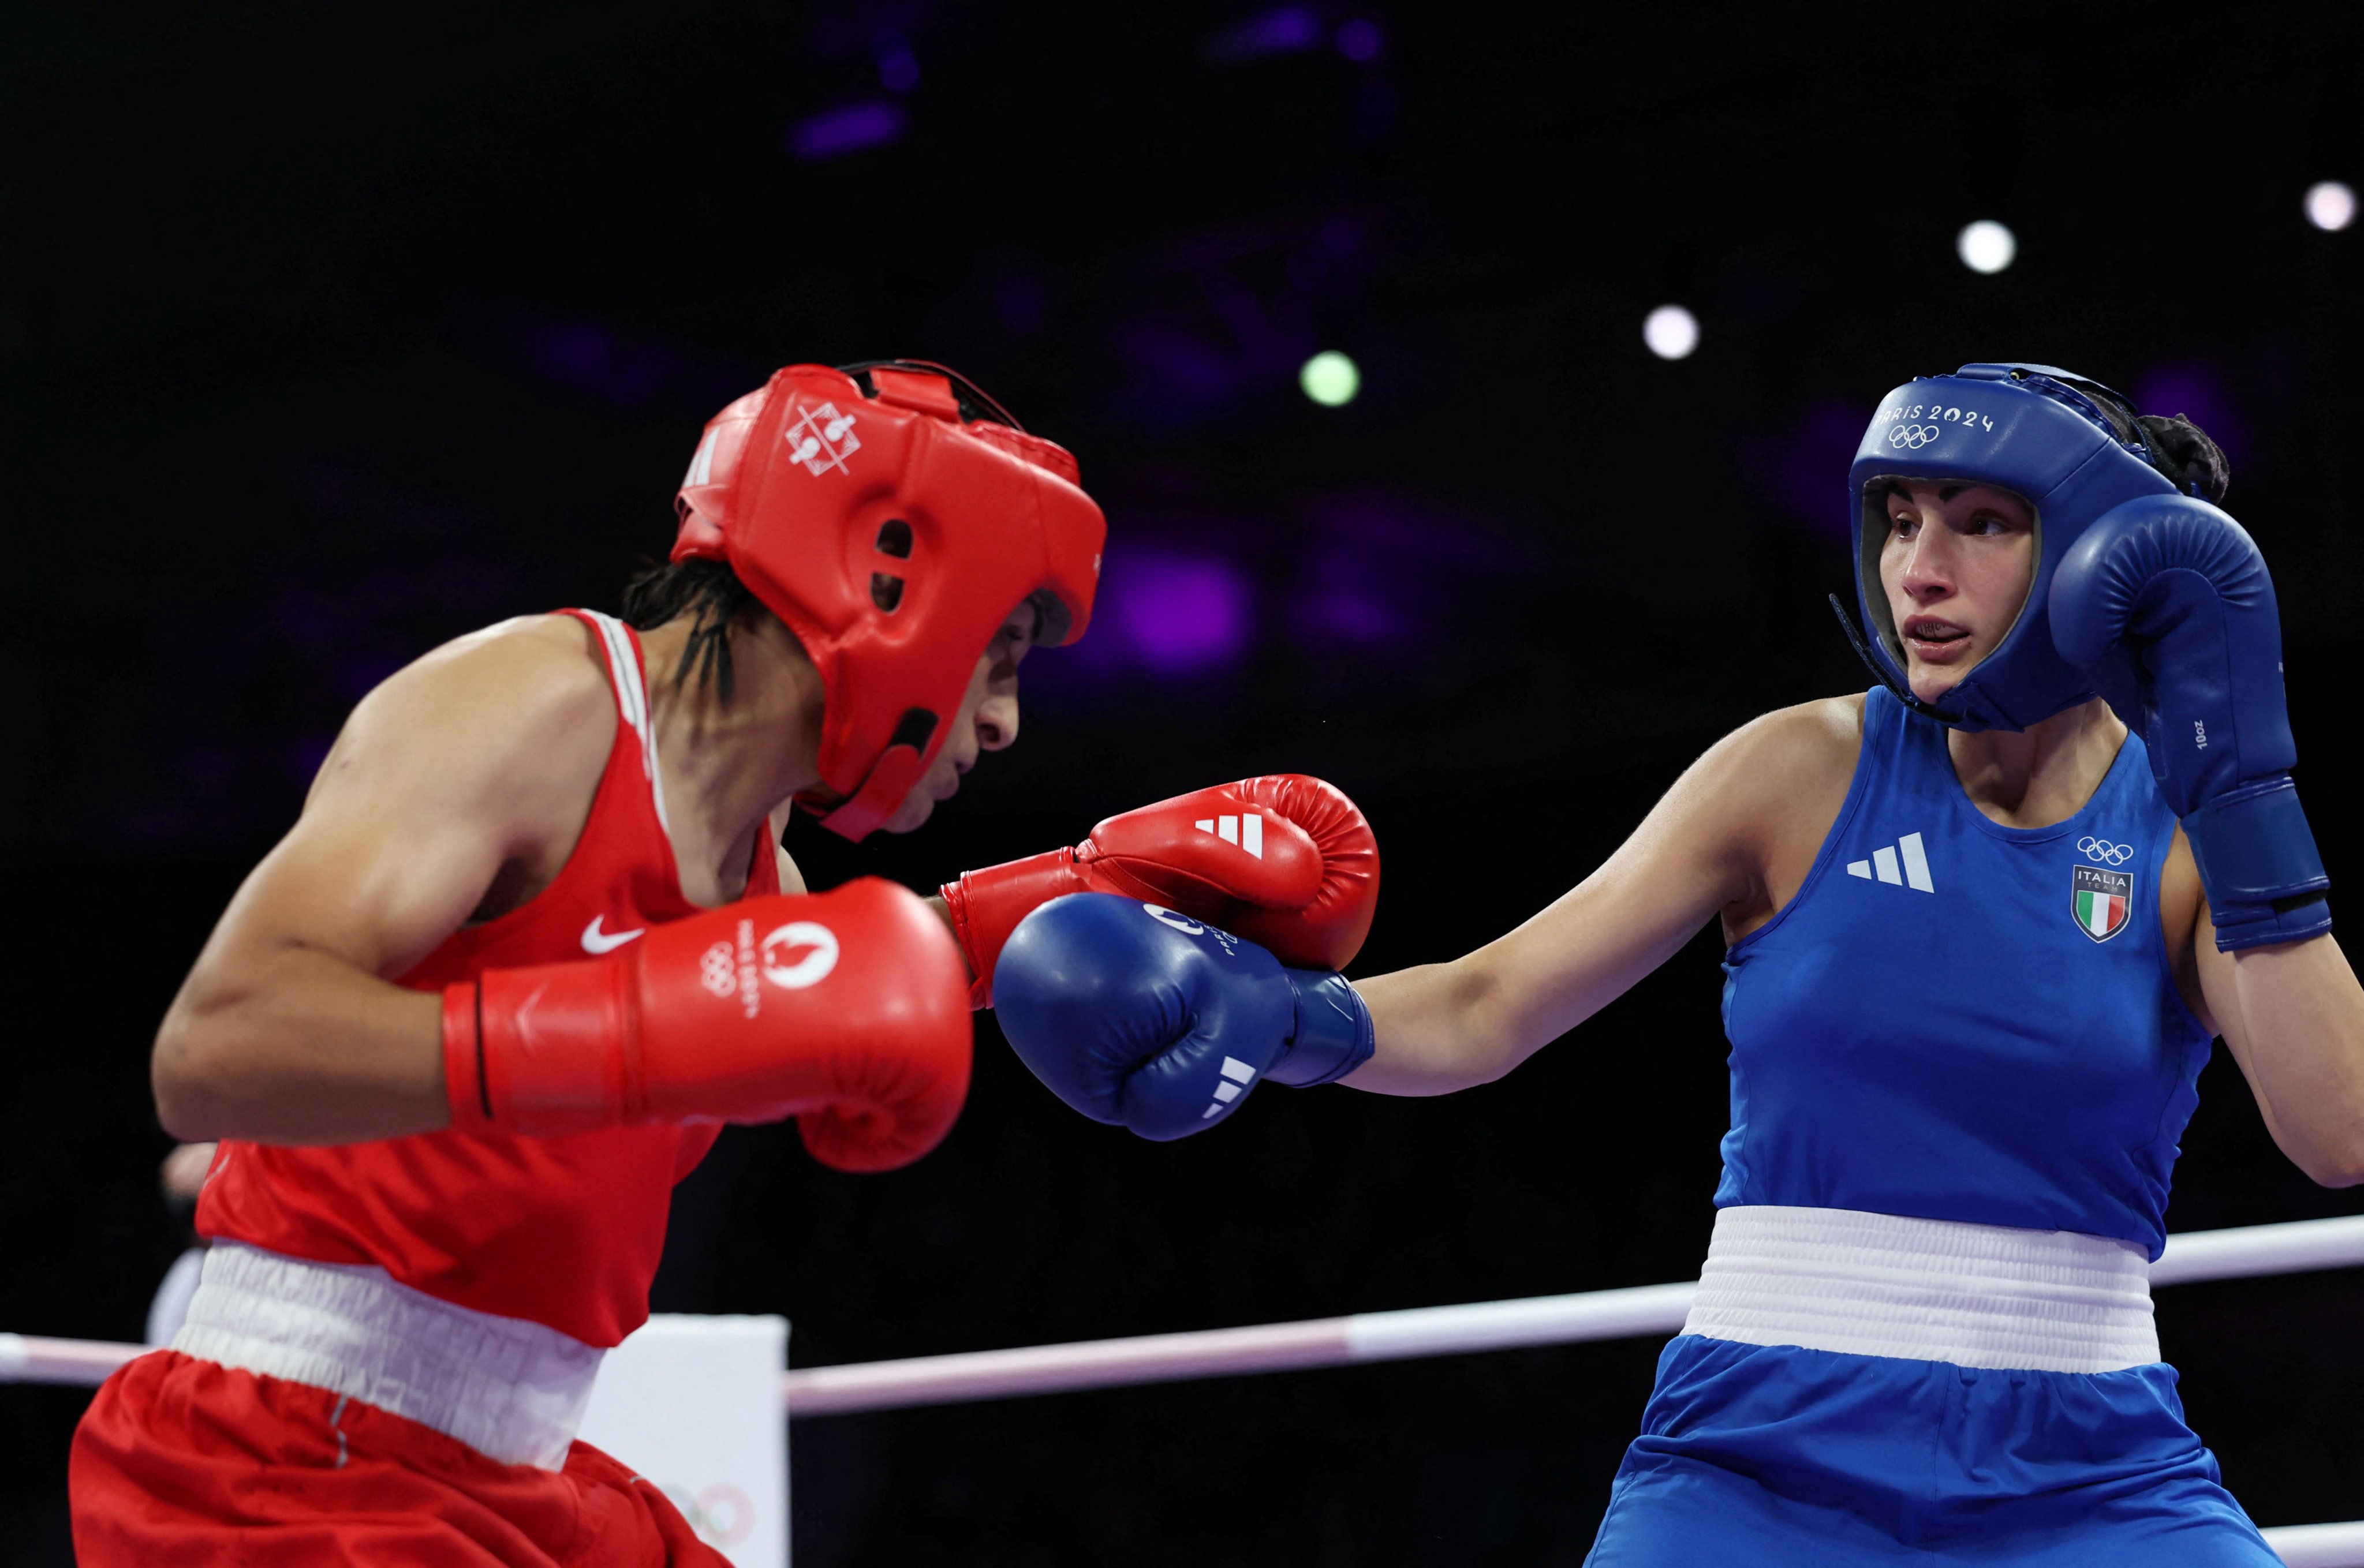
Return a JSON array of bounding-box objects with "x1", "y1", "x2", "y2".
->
[{"x1": 672, "y1": 361, "x2": 1104, "y2": 840}]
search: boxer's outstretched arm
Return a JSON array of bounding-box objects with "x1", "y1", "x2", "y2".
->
[
  {"x1": 152, "y1": 617, "x2": 617, "y2": 1145},
  {"x1": 1346, "y1": 699, "x2": 1857, "y2": 1096}
]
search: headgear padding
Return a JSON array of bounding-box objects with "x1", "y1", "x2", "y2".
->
[
  {"x1": 673, "y1": 361, "x2": 1105, "y2": 840},
  {"x1": 1848, "y1": 363, "x2": 2175, "y2": 732}
]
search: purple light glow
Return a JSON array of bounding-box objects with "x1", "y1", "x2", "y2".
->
[
  {"x1": 526, "y1": 323, "x2": 677, "y2": 407},
  {"x1": 1200, "y1": 5, "x2": 1323, "y2": 65},
  {"x1": 1104, "y1": 553, "x2": 1252, "y2": 673},
  {"x1": 788, "y1": 100, "x2": 906, "y2": 162},
  {"x1": 875, "y1": 36, "x2": 921, "y2": 95},
  {"x1": 1737, "y1": 400, "x2": 1866, "y2": 536},
  {"x1": 1334, "y1": 18, "x2": 1384, "y2": 62},
  {"x1": 2131, "y1": 364, "x2": 2246, "y2": 469},
  {"x1": 1291, "y1": 493, "x2": 1517, "y2": 653},
  {"x1": 1302, "y1": 582, "x2": 1405, "y2": 643},
  {"x1": 1120, "y1": 324, "x2": 1243, "y2": 410}
]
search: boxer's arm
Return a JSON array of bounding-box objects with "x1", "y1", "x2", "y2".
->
[
  {"x1": 1346, "y1": 699, "x2": 1854, "y2": 1096},
  {"x1": 2194, "y1": 900, "x2": 2364, "y2": 1187},
  {"x1": 152, "y1": 618, "x2": 616, "y2": 1145}
]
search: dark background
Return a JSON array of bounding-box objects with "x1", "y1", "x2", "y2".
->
[{"x1": 4, "y1": 3, "x2": 2361, "y2": 1562}]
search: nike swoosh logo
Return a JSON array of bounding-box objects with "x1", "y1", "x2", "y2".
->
[{"x1": 581, "y1": 916, "x2": 645, "y2": 955}]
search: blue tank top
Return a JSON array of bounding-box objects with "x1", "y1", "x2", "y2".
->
[{"x1": 1716, "y1": 687, "x2": 2214, "y2": 1259}]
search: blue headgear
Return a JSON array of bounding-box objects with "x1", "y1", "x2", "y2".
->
[{"x1": 1836, "y1": 362, "x2": 2182, "y2": 732}]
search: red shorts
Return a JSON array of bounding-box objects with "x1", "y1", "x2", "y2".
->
[{"x1": 70, "y1": 1351, "x2": 732, "y2": 1567}]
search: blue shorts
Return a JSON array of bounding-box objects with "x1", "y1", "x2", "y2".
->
[{"x1": 1585, "y1": 1335, "x2": 2276, "y2": 1566}]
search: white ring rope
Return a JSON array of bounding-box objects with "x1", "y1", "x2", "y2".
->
[
  {"x1": 3, "y1": 1216, "x2": 2356, "y2": 1405},
  {"x1": 5, "y1": 1215, "x2": 2360, "y2": 1561},
  {"x1": 776, "y1": 1215, "x2": 2364, "y2": 1415}
]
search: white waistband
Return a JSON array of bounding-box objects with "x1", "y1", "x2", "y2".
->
[
  {"x1": 172, "y1": 1243, "x2": 604, "y2": 1469},
  {"x1": 1680, "y1": 1206, "x2": 2159, "y2": 1374}
]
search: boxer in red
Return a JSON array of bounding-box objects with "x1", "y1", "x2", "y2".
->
[{"x1": 70, "y1": 361, "x2": 1379, "y2": 1566}]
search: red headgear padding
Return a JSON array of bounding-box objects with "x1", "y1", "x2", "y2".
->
[{"x1": 672, "y1": 362, "x2": 1104, "y2": 840}]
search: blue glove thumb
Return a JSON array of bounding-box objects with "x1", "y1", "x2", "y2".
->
[{"x1": 992, "y1": 893, "x2": 1298, "y2": 1139}]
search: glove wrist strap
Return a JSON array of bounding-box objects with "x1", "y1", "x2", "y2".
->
[
  {"x1": 944, "y1": 849, "x2": 1089, "y2": 1009},
  {"x1": 440, "y1": 982, "x2": 496, "y2": 1133},
  {"x1": 1269, "y1": 970, "x2": 1375, "y2": 1087},
  {"x1": 469, "y1": 961, "x2": 632, "y2": 1135},
  {"x1": 2184, "y1": 776, "x2": 2335, "y2": 953}
]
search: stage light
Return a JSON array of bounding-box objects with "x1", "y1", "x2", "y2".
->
[
  {"x1": 2305, "y1": 181, "x2": 2355, "y2": 232},
  {"x1": 876, "y1": 39, "x2": 920, "y2": 96},
  {"x1": 787, "y1": 101, "x2": 906, "y2": 162},
  {"x1": 1642, "y1": 305, "x2": 1698, "y2": 361},
  {"x1": 1334, "y1": 18, "x2": 1384, "y2": 61},
  {"x1": 1201, "y1": 5, "x2": 1322, "y2": 65},
  {"x1": 1301, "y1": 350, "x2": 1360, "y2": 406},
  {"x1": 1957, "y1": 220, "x2": 2016, "y2": 274}
]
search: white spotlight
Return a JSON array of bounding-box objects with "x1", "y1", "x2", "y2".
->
[
  {"x1": 1642, "y1": 304, "x2": 1698, "y2": 361},
  {"x1": 1300, "y1": 350, "x2": 1360, "y2": 407},
  {"x1": 1957, "y1": 219, "x2": 2017, "y2": 274},
  {"x1": 2305, "y1": 181, "x2": 2356, "y2": 232}
]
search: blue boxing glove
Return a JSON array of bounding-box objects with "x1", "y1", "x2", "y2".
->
[
  {"x1": 2052, "y1": 495, "x2": 2331, "y2": 950},
  {"x1": 991, "y1": 893, "x2": 1375, "y2": 1140}
]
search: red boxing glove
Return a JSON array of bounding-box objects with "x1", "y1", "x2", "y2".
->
[
  {"x1": 441, "y1": 878, "x2": 971, "y2": 1173},
  {"x1": 941, "y1": 774, "x2": 1379, "y2": 1008}
]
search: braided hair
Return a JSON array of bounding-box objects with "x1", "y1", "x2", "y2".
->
[
  {"x1": 619, "y1": 558, "x2": 767, "y2": 703},
  {"x1": 2084, "y1": 397, "x2": 2232, "y2": 504}
]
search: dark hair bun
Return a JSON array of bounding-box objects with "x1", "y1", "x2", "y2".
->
[{"x1": 2134, "y1": 413, "x2": 2231, "y2": 504}]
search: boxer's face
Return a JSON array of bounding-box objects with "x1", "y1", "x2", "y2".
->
[
  {"x1": 1877, "y1": 479, "x2": 2037, "y2": 704},
  {"x1": 879, "y1": 600, "x2": 1041, "y2": 834}
]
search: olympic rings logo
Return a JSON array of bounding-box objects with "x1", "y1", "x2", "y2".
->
[
  {"x1": 1887, "y1": 424, "x2": 1943, "y2": 450},
  {"x1": 2078, "y1": 837, "x2": 2134, "y2": 866},
  {"x1": 699, "y1": 941, "x2": 736, "y2": 998}
]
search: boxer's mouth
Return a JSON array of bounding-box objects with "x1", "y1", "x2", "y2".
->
[{"x1": 1902, "y1": 616, "x2": 1973, "y2": 663}]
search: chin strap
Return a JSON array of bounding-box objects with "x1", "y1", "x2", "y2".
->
[{"x1": 1827, "y1": 594, "x2": 1966, "y2": 725}]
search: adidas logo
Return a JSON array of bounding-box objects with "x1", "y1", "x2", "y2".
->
[
  {"x1": 1194, "y1": 812, "x2": 1264, "y2": 858},
  {"x1": 1202, "y1": 1056, "x2": 1258, "y2": 1120},
  {"x1": 1846, "y1": 831, "x2": 1934, "y2": 892}
]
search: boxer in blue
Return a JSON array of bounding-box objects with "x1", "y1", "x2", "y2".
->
[{"x1": 992, "y1": 365, "x2": 2364, "y2": 1561}]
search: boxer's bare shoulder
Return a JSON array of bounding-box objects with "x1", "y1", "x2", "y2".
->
[
  {"x1": 293, "y1": 615, "x2": 623, "y2": 928},
  {"x1": 311, "y1": 616, "x2": 612, "y2": 813},
  {"x1": 1708, "y1": 693, "x2": 1864, "y2": 941}
]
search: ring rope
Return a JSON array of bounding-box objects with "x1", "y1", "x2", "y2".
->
[
  {"x1": 5, "y1": 1216, "x2": 2356, "y2": 1405},
  {"x1": 6, "y1": 1215, "x2": 2359, "y2": 1561}
]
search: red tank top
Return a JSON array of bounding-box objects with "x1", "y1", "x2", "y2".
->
[{"x1": 196, "y1": 610, "x2": 782, "y2": 1348}]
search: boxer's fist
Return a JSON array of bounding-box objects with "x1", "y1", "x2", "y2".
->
[
  {"x1": 2053, "y1": 497, "x2": 2331, "y2": 950},
  {"x1": 444, "y1": 878, "x2": 972, "y2": 1171},
  {"x1": 991, "y1": 894, "x2": 1374, "y2": 1140},
  {"x1": 943, "y1": 776, "x2": 1379, "y2": 1007}
]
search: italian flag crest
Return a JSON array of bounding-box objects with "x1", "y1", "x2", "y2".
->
[{"x1": 2072, "y1": 865, "x2": 2134, "y2": 943}]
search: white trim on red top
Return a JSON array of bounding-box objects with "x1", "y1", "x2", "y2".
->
[{"x1": 579, "y1": 609, "x2": 672, "y2": 840}]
